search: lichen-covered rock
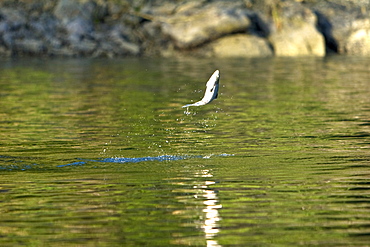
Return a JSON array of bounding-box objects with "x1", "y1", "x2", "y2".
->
[
  {"x1": 210, "y1": 34, "x2": 273, "y2": 57},
  {"x1": 160, "y1": 2, "x2": 252, "y2": 49}
]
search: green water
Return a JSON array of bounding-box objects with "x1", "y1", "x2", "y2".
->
[{"x1": 0, "y1": 57, "x2": 369, "y2": 246}]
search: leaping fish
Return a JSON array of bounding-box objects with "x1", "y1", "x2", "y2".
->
[{"x1": 182, "y1": 70, "x2": 220, "y2": 108}]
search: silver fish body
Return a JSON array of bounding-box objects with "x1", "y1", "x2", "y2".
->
[{"x1": 182, "y1": 70, "x2": 220, "y2": 108}]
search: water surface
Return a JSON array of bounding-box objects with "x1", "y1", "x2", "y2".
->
[{"x1": 0, "y1": 56, "x2": 370, "y2": 246}]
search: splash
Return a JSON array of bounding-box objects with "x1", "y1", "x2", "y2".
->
[
  {"x1": 57, "y1": 154, "x2": 233, "y2": 167},
  {"x1": 183, "y1": 107, "x2": 192, "y2": 115},
  {"x1": 0, "y1": 154, "x2": 233, "y2": 170}
]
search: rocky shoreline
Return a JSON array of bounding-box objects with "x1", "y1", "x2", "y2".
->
[{"x1": 0, "y1": 0, "x2": 369, "y2": 58}]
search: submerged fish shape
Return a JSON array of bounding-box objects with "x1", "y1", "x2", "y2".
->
[{"x1": 182, "y1": 70, "x2": 220, "y2": 108}]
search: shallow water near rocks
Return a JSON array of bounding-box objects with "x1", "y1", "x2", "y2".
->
[{"x1": 1, "y1": 56, "x2": 370, "y2": 246}]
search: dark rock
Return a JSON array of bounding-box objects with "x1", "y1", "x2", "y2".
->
[
  {"x1": 1, "y1": 32, "x2": 14, "y2": 48},
  {"x1": 0, "y1": 21, "x2": 10, "y2": 35},
  {"x1": 109, "y1": 32, "x2": 140, "y2": 56},
  {"x1": 50, "y1": 46, "x2": 76, "y2": 56},
  {"x1": 70, "y1": 39, "x2": 97, "y2": 55},
  {"x1": 65, "y1": 17, "x2": 95, "y2": 42},
  {"x1": 94, "y1": 41, "x2": 115, "y2": 58},
  {"x1": 14, "y1": 39, "x2": 45, "y2": 54},
  {"x1": 46, "y1": 37, "x2": 63, "y2": 49},
  {"x1": 54, "y1": 0, "x2": 107, "y2": 24},
  {"x1": 0, "y1": 7, "x2": 27, "y2": 30},
  {"x1": 28, "y1": 13, "x2": 59, "y2": 37}
]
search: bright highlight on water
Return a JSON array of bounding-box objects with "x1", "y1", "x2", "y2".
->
[{"x1": 182, "y1": 70, "x2": 220, "y2": 108}]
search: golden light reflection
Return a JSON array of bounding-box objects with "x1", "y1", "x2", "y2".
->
[
  {"x1": 191, "y1": 170, "x2": 223, "y2": 247},
  {"x1": 199, "y1": 171, "x2": 222, "y2": 247},
  {"x1": 170, "y1": 167, "x2": 223, "y2": 246}
]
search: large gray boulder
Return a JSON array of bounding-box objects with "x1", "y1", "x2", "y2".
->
[
  {"x1": 0, "y1": 7, "x2": 27, "y2": 30},
  {"x1": 54, "y1": 0, "x2": 107, "y2": 25},
  {"x1": 160, "y1": 2, "x2": 252, "y2": 49},
  {"x1": 0, "y1": 8, "x2": 27, "y2": 50},
  {"x1": 53, "y1": 0, "x2": 140, "y2": 56},
  {"x1": 54, "y1": 0, "x2": 105, "y2": 40}
]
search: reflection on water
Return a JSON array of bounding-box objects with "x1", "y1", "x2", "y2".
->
[
  {"x1": 0, "y1": 56, "x2": 370, "y2": 246},
  {"x1": 195, "y1": 170, "x2": 222, "y2": 247},
  {"x1": 170, "y1": 168, "x2": 223, "y2": 246}
]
